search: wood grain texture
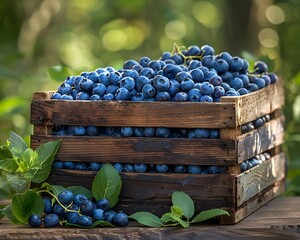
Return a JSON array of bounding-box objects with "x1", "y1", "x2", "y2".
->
[
  {"x1": 30, "y1": 96, "x2": 236, "y2": 128},
  {"x1": 236, "y1": 116, "x2": 285, "y2": 163},
  {"x1": 236, "y1": 152, "x2": 285, "y2": 207},
  {"x1": 31, "y1": 135, "x2": 237, "y2": 165},
  {"x1": 221, "y1": 81, "x2": 284, "y2": 126}
]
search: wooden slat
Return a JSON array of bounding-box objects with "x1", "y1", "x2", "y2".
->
[
  {"x1": 220, "y1": 179, "x2": 285, "y2": 224},
  {"x1": 31, "y1": 135, "x2": 237, "y2": 165},
  {"x1": 221, "y1": 81, "x2": 284, "y2": 126},
  {"x1": 236, "y1": 116, "x2": 285, "y2": 163},
  {"x1": 48, "y1": 170, "x2": 236, "y2": 215},
  {"x1": 236, "y1": 152, "x2": 285, "y2": 207}
]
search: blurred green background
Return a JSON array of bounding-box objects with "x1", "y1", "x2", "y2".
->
[{"x1": 1, "y1": 0, "x2": 300, "y2": 198}]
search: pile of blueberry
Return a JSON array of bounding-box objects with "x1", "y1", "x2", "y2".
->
[
  {"x1": 241, "y1": 114, "x2": 271, "y2": 134},
  {"x1": 52, "y1": 125, "x2": 220, "y2": 139},
  {"x1": 52, "y1": 161, "x2": 228, "y2": 174},
  {"x1": 240, "y1": 152, "x2": 271, "y2": 173},
  {"x1": 28, "y1": 190, "x2": 128, "y2": 228},
  {"x1": 51, "y1": 44, "x2": 278, "y2": 103}
]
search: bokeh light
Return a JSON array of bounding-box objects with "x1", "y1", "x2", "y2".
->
[
  {"x1": 192, "y1": 1, "x2": 221, "y2": 28},
  {"x1": 258, "y1": 28, "x2": 279, "y2": 48},
  {"x1": 165, "y1": 20, "x2": 187, "y2": 40},
  {"x1": 266, "y1": 5, "x2": 285, "y2": 25}
]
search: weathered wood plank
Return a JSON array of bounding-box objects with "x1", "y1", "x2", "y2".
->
[
  {"x1": 31, "y1": 135, "x2": 237, "y2": 165},
  {"x1": 236, "y1": 116, "x2": 285, "y2": 163},
  {"x1": 221, "y1": 81, "x2": 284, "y2": 126},
  {"x1": 220, "y1": 179, "x2": 285, "y2": 224},
  {"x1": 236, "y1": 152, "x2": 285, "y2": 207}
]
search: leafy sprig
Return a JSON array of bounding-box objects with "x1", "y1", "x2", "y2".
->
[{"x1": 129, "y1": 191, "x2": 229, "y2": 228}]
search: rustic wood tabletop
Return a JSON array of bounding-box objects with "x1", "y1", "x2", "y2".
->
[{"x1": 0, "y1": 196, "x2": 299, "y2": 240}]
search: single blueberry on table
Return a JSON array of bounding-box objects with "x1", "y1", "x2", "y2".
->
[
  {"x1": 28, "y1": 215, "x2": 42, "y2": 228},
  {"x1": 44, "y1": 214, "x2": 60, "y2": 227},
  {"x1": 113, "y1": 212, "x2": 129, "y2": 227}
]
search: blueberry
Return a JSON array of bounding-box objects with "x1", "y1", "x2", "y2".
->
[
  {"x1": 209, "y1": 129, "x2": 220, "y2": 139},
  {"x1": 106, "y1": 85, "x2": 119, "y2": 95},
  {"x1": 247, "y1": 83, "x2": 259, "y2": 92},
  {"x1": 119, "y1": 77, "x2": 135, "y2": 91},
  {"x1": 144, "y1": 127, "x2": 156, "y2": 137},
  {"x1": 89, "y1": 94, "x2": 101, "y2": 100},
  {"x1": 113, "y1": 212, "x2": 129, "y2": 227},
  {"x1": 43, "y1": 197, "x2": 53, "y2": 214},
  {"x1": 240, "y1": 162, "x2": 248, "y2": 172},
  {"x1": 105, "y1": 127, "x2": 116, "y2": 136},
  {"x1": 239, "y1": 74, "x2": 250, "y2": 88},
  {"x1": 52, "y1": 161, "x2": 63, "y2": 169},
  {"x1": 109, "y1": 71, "x2": 122, "y2": 85},
  {"x1": 209, "y1": 76, "x2": 223, "y2": 86},
  {"x1": 174, "y1": 92, "x2": 188, "y2": 101},
  {"x1": 73, "y1": 194, "x2": 88, "y2": 207},
  {"x1": 80, "y1": 200, "x2": 94, "y2": 216},
  {"x1": 90, "y1": 162, "x2": 102, "y2": 171},
  {"x1": 225, "y1": 89, "x2": 239, "y2": 96},
  {"x1": 213, "y1": 86, "x2": 225, "y2": 98},
  {"x1": 156, "y1": 164, "x2": 169, "y2": 173},
  {"x1": 140, "y1": 56, "x2": 151, "y2": 67},
  {"x1": 121, "y1": 127, "x2": 134, "y2": 137},
  {"x1": 103, "y1": 93, "x2": 115, "y2": 100},
  {"x1": 200, "y1": 95, "x2": 213, "y2": 102},
  {"x1": 79, "y1": 78, "x2": 94, "y2": 93},
  {"x1": 131, "y1": 92, "x2": 145, "y2": 101},
  {"x1": 188, "y1": 165, "x2": 202, "y2": 174},
  {"x1": 194, "y1": 128, "x2": 210, "y2": 138},
  {"x1": 188, "y1": 88, "x2": 201, "y2": 102},
  {"x1": 58, "y1": 190, "x2": 74, "y2": 205},
  {"x1": 162, "y1": 64, "x2": 182, "y2": 79},
  {"x1": 93, "y1": 208, "x2": 105, "y2": 221},
  {"x1": 176, "y1": 71, "x2": 192, "y2": 83},
  {"x1": 123, "y1": 60, "x2": 139, "y2": 69},
  {"x1": 87, "y1": 71, "x2": 99, "y2": 83},
  {"x1": 253, "y1": 118, "x2": 264, "y2": 128},
  {"x1": 96, "y1": 198, "x2": 110, "y2": 211},
  {"x1": 28, "y1": 215, "x2": 42, "y2": 228},
  {"x1": 104, "y1": 210, "x2": 117, "y2": 223},
  {"x1": 142, "y1": 84, "x2": 156, "y2": 98},
  {"x1": 115, "y1": 87, "x2": 130, "y2": 100},
  {"x1": 74, "y1": 126, "x2": 86, "y2": 136},
  {"x1": 134, "y1": 127, "x2": 145, "y2": 137},
  {"x1": 220, "y1": 71, "x2": 233, "y2": 82},
  {"x1": 238, "y1": 88, "x2": 249, "y2": 95},
  {"x1": 58, "y1": 83, "x2": 72, "y2": 95},
  {"x1": 156, "y1": 127, "x2": 171, "y2": 138},
  {"x1": 75, "y1": 162, "x2": 88, "y2": 170},
  {"x1": 135, "y1": 76, "x2": 151, "y2": 92},
  {"x1": 180, "y1": 79, "x2": 195, "y2": 92},
  {"x1": 153, "y1": 75, "x2": 170, "y2": 91},
  {"x1": 113, "y1": 163, "x2": 123, "y2": 172},
  {"x1": 140, "y1": 67, "x2": 155, "y2": 79},
  {"x1": 92, "y1": 83, "x2": 106, "y2": 96},
  {"x1": 230, "y1": 78, "x2": 243, "y2": 90},
  {"x1": 134, "y1": 163, "x2": 148, "y2": 173},
  {"x1": 66, "y1": 212, "x2": 80, "y2": 224},
  {"x1": 98, "y1": 72, "x2": 110, "y2": 86},
  {"x1": 188, "y1": 60, "x2": 201, "y2": 70},
  {"x1": 200, "y1": 82, "x2": 214, "y2": 95},
  {"x1": 228, "y1": 57, "x2": 244, "y2": 71},
  {"x1": 171, "y1": 53, "x2": 184, "y2": 65},
  {"x1": 148, "y1": 60, "x2": 162, "y2": 73},
  {"x1": 64, "y1": 76, "x2": 75, "y2": 86},
  {"x1": 261, "y1": 74, "x2": 271, "y2": 86},
  {"x1": 86, "y1": 126, "x2": 99, "y2": 136},
  {"x1": 207, "y1": 166, "x2": 222, "y2": 174},
  {"x1": 190, "y1": 69, "x2": 204, "y2": 83},
  {"x1": 218, "y1": 51, "x2": 232, "y2": 62},
  {"x1": 77, "y1": 215, "x2": 93, "y2": 227},
  {"x1": 51, "y1": 92, "x2": 62, "y2": 99},
  {"x1": 63, "y1": 161, "x2": 75, "y2": 169},
  {"x1": 60, "y1": 94, "x2": 74, "y2": 100},
  {"x1": 202, "y1": 55, "x2": 215, "y2": 68},
  {"x1": 254, "y1": 78, "x2": 266, "y2": 89},
  {"x1": 187, "y1": 45, "x2": 201, "y2": 56},
  {"x1": 254, "y1": 61, "x2": 268, "y2": 74},
  {"x1": 44, "y1": 214, "x2": 60, "y2": 227},
  {"x1": 268, "y1": 72, "x2": 278, "y2": 84},
  {"x1": 168, "y1": 80, "x2": 180, "y2": 97},
  {"x1": 173, "y1": 165, "x2": 187, "y2": 173},
  {"x1": 80, "y1": 71, "x2": 90, "y2": 78},
  {"x1": 123, "y1": 163, "x2": 135, "y2": 172}
]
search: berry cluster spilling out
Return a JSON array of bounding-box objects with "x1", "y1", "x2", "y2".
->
[
  {"x1": 28, "y1": 190, "x2": 128, "y2": 228},
  {"x1": 52, "y1": 125, "x2": 220, "y2": 139},
  {"x1": 52, "y1": 161, "x2": 228, "y2": 174},
  {"x1": 51, "y1": 44, "x2": 278, "y2": 103},
  {"x1": 241, "y1": 114, "x2": 271, "y2": 134},
  {"x1": 240, "y1": 152, "x2": 271, "y2": 173}
]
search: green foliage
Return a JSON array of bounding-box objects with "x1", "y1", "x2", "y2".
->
[
  {"x1": 47, "y1": 66, "x2": 72, "y2": 82},
  {"x1": 92, "y1": 163, "x2": 122, "y2": 207},
  {"x1": 129, "y1": 191, "x2": 229, "y2": 228},
  {"x1": 11, "y1": 190, "x2": 44, "y2": 224},
  {"x1": 0, "y1": 131, "x2": 61, "y2": 193}
]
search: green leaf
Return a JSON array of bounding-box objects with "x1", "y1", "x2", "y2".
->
[
  {"x1": 169, "y1": 213, "x2": 190, "y2": 228},
  {"x1": 0, "y1": 205, "x2": 6, "y2": 220},
  {"x1": 92, "y1": 163, "x2": 122, "y2": 207},
  {"x1": 47, "y1": 65, "x2": 71, "y2": 82},
  {"x1": 31, "y1": 140, "x2": 61, "y2": 183},
  {"x1": 7, "y1": 174, "x2": 31, "y2": 193},
  {"x1": 0, "y1": 145, "x2": 13, "y2": 159},
  {"x1": 50, "y1": 185, "x2": 66, "y2": 196},
  {"x1": 191, "y1": 209, "x2": 229, "y2": 223},
  {"x1": 0, "y1": 159, "x2": 19, "y2": 173},
  {"x1": 129, "y1": 212, "x2": 164, "y2": 227},
  {"x1": 172, "y1": 191, "x2": 195, "y2": 220},
  {"x1": 67, "y1": 186, "x2": 93, "y2": 199},
  {"x1": 161, "y1": 212, "x2": 176, "y2": 224},
  {"x1": 1, "y1": 205, "x2": 23, "y2": 224},
  {"x1": 7, "y1": 131, "x2": 28, "y2": 158},
  {"x1": 12, "y1": 190, "x2": 44, "y2": 224},
  {"x1": 171, "y1": 205, "x2": 183, "y2": 218},
  {"x1": 293, "y1": 95, "x2": 300, "y2": 123}
]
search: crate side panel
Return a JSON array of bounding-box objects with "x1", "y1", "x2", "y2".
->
[
  {"x1": 220, "y1": 179, "x2": 285, "y2": 224},
  {"x1": 222, "y1": 82, "x2": 284, "y2": 125},
  {"x1": 236, "y1": 116, "x2": 285, "y2": 163},
  {"x1": 30, "y1": 99, "x2": 236, "y2": 128},
  {"x1": 31, "y1": 135, "x2": 236, "y2": 165},
  {"x1": 236, "y1": 152, "x2": 285, "y2": 207}
]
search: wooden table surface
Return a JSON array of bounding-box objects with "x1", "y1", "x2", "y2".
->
[{"x1": 0, "y1": 197, "x2": 299, "y2": 240}]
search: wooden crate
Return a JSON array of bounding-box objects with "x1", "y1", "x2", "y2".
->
[{"x1": 30, "y1": 82, "x2": 285, "y2": 224}]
